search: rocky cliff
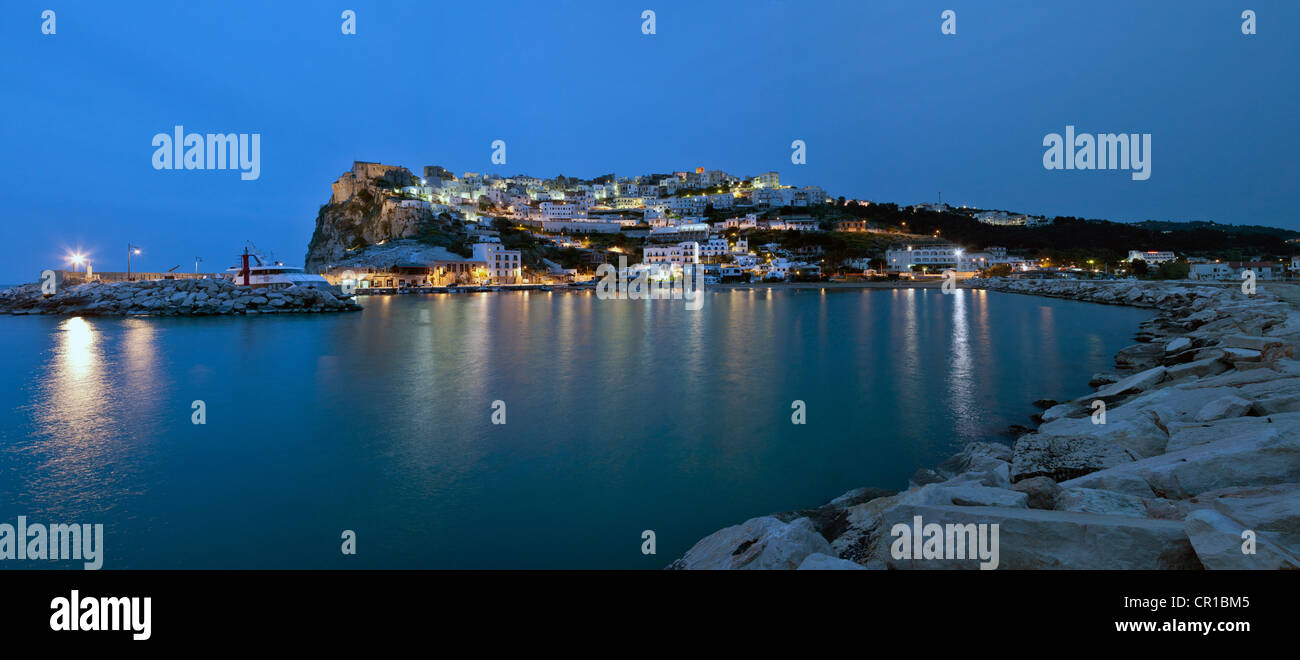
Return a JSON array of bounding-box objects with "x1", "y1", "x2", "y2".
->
[{"x1": 304, "y1": 162, "x2": 461, "y2": 272}]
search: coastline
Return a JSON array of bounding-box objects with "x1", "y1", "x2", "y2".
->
[{"x1": 671, "y1": 277, "x2": 1300, "y2": 569}]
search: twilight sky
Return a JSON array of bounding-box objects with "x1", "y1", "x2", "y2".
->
[{"x1": 2, "y1": 0, "x2": 1297, "y2": 282}]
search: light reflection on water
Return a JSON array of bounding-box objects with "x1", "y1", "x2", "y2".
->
[{"x1": 0, "y1": 291, "x2": 1151, "y2": 568}]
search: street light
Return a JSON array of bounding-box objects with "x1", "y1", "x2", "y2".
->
[{"x1": 127, "y1": 243, "x2": 142, "y2": 280}]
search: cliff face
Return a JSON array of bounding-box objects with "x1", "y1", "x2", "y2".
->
[{"x1": 303, "y1": 162, "x2": 432, "y2": 272}]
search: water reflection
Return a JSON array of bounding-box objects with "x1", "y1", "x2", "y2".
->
[
  {"x1": 947, "y1": 291, "x2": 976, "y2": 437},
  {"x1": 29, "y1": 317, "x2": 120, "y2": 515}
]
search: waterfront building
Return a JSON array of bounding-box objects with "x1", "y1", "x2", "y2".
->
[
  {"x1": 472, "y1": 238, "x2": 522, "y2": 284},
  {"x1": 886, "y1": 242, "x2": 962, "y2": 272},
  {"x1": 643, "y1": 241, "x2": 700, "y2": 266}
]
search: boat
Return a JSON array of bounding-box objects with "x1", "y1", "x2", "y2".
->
[{"x1": 222, "y1": 245, "x2": 334, "y2": 291}]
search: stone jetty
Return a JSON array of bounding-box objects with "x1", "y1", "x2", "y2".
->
[
  {"x1": 671, "y1": 278, "x2": 1300, "y2": 570},
  {"x1": 0, "y1": 278, "x2": 361, "y2": 316}
]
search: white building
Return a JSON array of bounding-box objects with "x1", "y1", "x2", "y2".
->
[
  {"x1": 974, "y1": 211, "x2": 1046, "y2": 227},
  {"x1": 472, "y1": 239, "x2": 522, "y2": 283},
  {"x1": 643, "y1": 241, "x2": 700, "y2": 266},
  {"x1": 886, "y1": 243, "x2": 962, "y2": 272},
  {"x1": 751, "y1": 188, "x2": 784, "y2": 208},
  {"x1": 1189, "y1": 262, "x2": 1234, "y2": 281},
  {"x1": 541, "y1": 201, "x2": 585, "y2": 221},
  {"x1": 698, "y1": 237, "x2": 731, "y2": 259},
  {"x1": 1127, "y1": 250, "x2": 1176, "y2": 264},
  {"x1": 708, "y1": 193, "x2": 735, "y2": 209}
]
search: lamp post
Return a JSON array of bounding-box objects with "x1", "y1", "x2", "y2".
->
[{"x1": 127, "y1": 243, "x2": 141, "y2": 280}]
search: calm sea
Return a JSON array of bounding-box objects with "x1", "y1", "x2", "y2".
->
[{"x1": 0, "y1": 288, "x2": 1150, "y2": 568}]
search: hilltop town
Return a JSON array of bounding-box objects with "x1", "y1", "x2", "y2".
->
[{"x1": 304, "y1": 161, "x2": 1300, "y2": 289}]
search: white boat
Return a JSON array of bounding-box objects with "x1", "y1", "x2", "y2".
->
[{"x1": 223, "y1": 247, "x2": 333, "y2": 290}]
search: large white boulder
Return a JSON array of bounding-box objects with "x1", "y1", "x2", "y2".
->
[
  {"x1": 671, "y1": 516, "x2": 831, "y2": 570},
  {"x1": 1057, "y1": 487, "x2": 1149, "y2": 518},
  {"x1": 896, "y1": 483, "x2": 1028, "y2": 508},
  {"x1": 870, "y1": 504, "x2": 1199, "y2": 570},
  {"x1": 1184, "y1": 509, "x2": 1299, "y2": 570},
  {"x1": 1166, "y1": 412, "x2": 1300, "y2": 453},
  {"x1": 1060, "y1": 426, "x2": 1300, "y2": 499},
  {"x1": 1194, "y1": 395, "x2": 1254, "y2": 422}
]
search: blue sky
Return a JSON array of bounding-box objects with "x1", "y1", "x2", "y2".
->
[{"x1": 2, "y1": 1, "x2": 1297, "y2": 282}]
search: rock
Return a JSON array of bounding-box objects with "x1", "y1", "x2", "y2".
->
[
  {"x1": 1193, "y1": 483, "x2": 1300, "y2": 550},
  {"x1": 896, "y1": 483, "x2": 1028, "y2": 508},
  {"x1": 772, "y1": 486, "x2": 895, "y2": 542},
  {"x1": 1034, "y1": 403, "x2": 1170, "y2": 458},
  {"x1": 1057, "y1": 487, "x2": 1148, "y2": 518},
  {"x1": 796, "y1": 553, "x2": 867, "y2": 570},
  {"x1": 1116, "y1": 343, "x2": 1164, "y2": 370},
  {"x1": 1222, "y1": 334, "x2": 1288, "y2": 352},
  {"x1": 908, "y1": 468, "x2": 945, "y2": 489},
  {"x1": 1167, "y1": 413, "x2": 1300, "y2": 453},
  {"x1": 829, "y1": 494, "x2": 901, "y2": 561},
  {"x1": 1012, "y1": 476, "x2": 1063, "y2": 510},
  {"x1": 1012, "y1": 434, "x2": 1137, "y2": 483},
  {"x1": 1091, "y1": 365, "x2": 1167, "y2": 400},
  {"x1": 1060, "y1": 426, "x2": 1300, "y2": 499},
  {"x1": 1089, "y1": 373, "x2": 1120, "y2": 388},
  {"x1": 1032, "y1": 399, "x2": 1059, "y2": 410},
  {"x1": 670, "y1": 516, "x2": 831, "y2": 570},
  {"x1": 871, "y1": 504, "x2": 1200, "y2": 570},
  {"x1": 1184, "y1": 509, "x2": 1299, "y2": 570},
  {"x1": 1222, "y1": 347, "x2": 1263, "y2": 363},
  {"x1": 936, "y1": 442, "x2": 1012, "y2": 476},
  {"x1": 1040, "y1": 402, "x2": 1082, "y2": 423},
  {"x1": 1194, "y1": 395, "x2": 1253, "y2": 422},
  {"x1": 1165, "y1": 337, "x2": 1191, "y2": 353},
  {"x1": 1165, "y1": 356, "x2": 1229, "y2": 382}
]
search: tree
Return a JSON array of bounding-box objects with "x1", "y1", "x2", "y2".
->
[
  {"x1": 1129, "y1": 258, "x2": 1149, "y2": 277},
  {"x1": 1155, "y1": 260, "x2": 1190, "y2": 280}
]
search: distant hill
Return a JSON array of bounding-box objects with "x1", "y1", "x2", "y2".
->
[
  {"x1": 834, "y1": 201, "x2": 1300, "y2": 264},
  {"x1": 1131, "y1": 220, "x2": 1300, "y2": 240}
]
